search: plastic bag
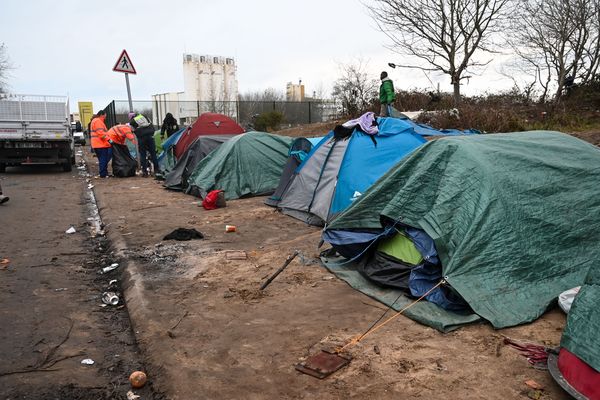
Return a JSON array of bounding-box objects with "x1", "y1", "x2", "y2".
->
[
  {"x1": 202, "y1": 190, "x2": 225, "y2": 210},
  {"x1": 558, "y1": 286, "x2": 581, "y2": 314}
]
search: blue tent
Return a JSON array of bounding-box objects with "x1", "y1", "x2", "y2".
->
[
  {"x1": 157, "y1": 127, "x2": 185, "y2": 171},
  {"x1": 272, "y1": 117, "x2": 428, "y2": 226}
]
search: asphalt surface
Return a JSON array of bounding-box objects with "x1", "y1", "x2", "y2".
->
[{"x1": 0, "y1": 161, "x2": 156, "y2": 400}]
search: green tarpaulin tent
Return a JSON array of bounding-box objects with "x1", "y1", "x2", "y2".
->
[
  {"x1": 186, "y1": 131, "x2": 293, "y2": 200},
  {"x1": 154, "y1": 130, "x2": 165, "y2": 154},
  {"x1": 326, "y1": 131, "x2": 600, "y2": 329}
]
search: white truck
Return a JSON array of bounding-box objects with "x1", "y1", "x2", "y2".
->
[{"x1": 0, "y1": 94, "x2": 75, "y2": 172}]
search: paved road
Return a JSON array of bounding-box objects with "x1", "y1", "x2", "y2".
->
[{"x1": 0, "y1": 162, "x2": 155, "y2": 400}]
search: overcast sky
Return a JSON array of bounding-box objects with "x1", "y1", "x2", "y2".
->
[{"x1": 1, "y1": 0, "x2": 515, "y2": 112}]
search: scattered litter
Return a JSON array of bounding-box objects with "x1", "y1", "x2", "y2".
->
[
  {"x1": 108, "y1": 279, "x2": 118, "y2": 286},
  {"x1": 374, "y1": 345, "x2": 380, "y2": 355},
  {"x1": 503, "y1": 337, "x2": 553, "y2": 370},
  {"x1": 101, "y1": 263, "x2": 119, "y2": 274},
  {"x1": 322, "y1": 276, "x2": 334, "y2": 281},
  {"x1": 525, "y1": 380, "x2": 543, "y2": 390},
  {"x1": 101, "y1": 291, "x2": 119, "y2": 306},
  {"x1": 126, "y1": 391, "x2": 141, "y2": 400},
  {"x1": 225, "y1": 225, "x2": 237, "y2": 233},
  {"x1": 130, "y1": 186, "x2": 140, "y2": 189},
  {"x1": 81, "y1": 358, "x2": 95, "y2": 365},
  {"x1": 65, "y1": 227, "x2": 76, "y2": 234},
  {"x1": 558, "y1": 286, "x2": 580, "y2": 314},
  {"x1": 163, "y1": 228, "x2": 204, "y2": 241},
  {"x1": 0, "y1": 258, "x2": 10, "y2": 270},
  {"x1": 226, "y1": 251, "x2": 247, "y2": 260},
  {"x1": 202, "y1": 190, "x2": 226, "y2": 210},
  {"x1": 129, "y1": 371, "x2": 147, "y2": 388},
  {"x1": 54, "y1": 288, "x2": 68, "y2": 292},
  {"x1": 87, "y1": 184, "x2": 94, "y2": 189}
]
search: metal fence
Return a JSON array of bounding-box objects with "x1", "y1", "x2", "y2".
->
[{"x1": 102, "y1": 100, "x2": 342, "y2": 130}]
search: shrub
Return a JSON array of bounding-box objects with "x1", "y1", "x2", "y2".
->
[{"x1": 254, "y1": 111, "x2": 285, "y2": 132}]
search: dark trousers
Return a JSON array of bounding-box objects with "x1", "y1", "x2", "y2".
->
[
  {"x1": 138, "y1": 135, "x2": 159, "y2": 175},
  {"x1": 94, "y1": 147, "x2": 112, "y2": 177}
]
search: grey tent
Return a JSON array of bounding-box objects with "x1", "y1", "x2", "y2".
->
[{"x1": 163, "y1": 135, "x2": 236, "y2": 191}]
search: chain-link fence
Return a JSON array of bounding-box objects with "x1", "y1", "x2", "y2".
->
[{"x1": 102, "y1": 99, "x2": 342, "y2": 129}]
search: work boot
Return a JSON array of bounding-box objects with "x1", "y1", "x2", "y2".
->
[{"x1": 0, "y1": 194, "x2": 9, "y2": 204}]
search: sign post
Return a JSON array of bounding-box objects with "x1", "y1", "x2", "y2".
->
[{"x1": 112, "y1": 49, "x2": 137, "y2": 113}]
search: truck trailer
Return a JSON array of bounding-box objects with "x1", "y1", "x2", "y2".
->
[{"x1": 0, "y1": 94, "x2": 74, "y2": 172}]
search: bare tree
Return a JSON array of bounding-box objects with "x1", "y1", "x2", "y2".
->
[
  {"x1": 238, "y1": 88, "x2": 284, "y2": 102},
  {"x1": 508, "y1": 0, "x2": 600, "y2": 102},
  {"x1": 367, "y1": 0, "x2": 511, "y2": 104},
  {"x1": 0, "y1": 43, "x2": 12, "y2": 94},
  {"x1": 331, "y1": 59, "x2": 378, "y2": 116}
]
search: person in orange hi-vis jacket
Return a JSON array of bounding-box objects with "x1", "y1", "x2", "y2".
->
[
  {"x1": 90, "y1": 110, "x2": 112, "y2": 178},
  {"x1": 107, "y1": 124, "x2": 135, "y2": 145}
]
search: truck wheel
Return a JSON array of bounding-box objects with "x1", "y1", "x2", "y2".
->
[
  {"x1": 62, "y1": 160, "x2": 72, "y2": 172},
  {"x1": 0, "y1": 163, "x2": 5, "y2": 173}
]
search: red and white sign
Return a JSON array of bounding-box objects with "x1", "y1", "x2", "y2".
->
[{"x1": 112, "y1": 49, "x2": 137, "y2": 74}]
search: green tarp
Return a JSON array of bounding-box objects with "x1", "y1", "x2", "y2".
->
[
  {"x1": 326, "y1": 131, "x2": 600, "y2": 328},
  {"x1": 186, "y1": 131, "x2": 293, "y2": 200},
  {"x1": 561, "y1": 267, "x2": 600, "y2": 372},
  {"x1": 154, "y1": 130, "x2": 165, "y2": 154}
]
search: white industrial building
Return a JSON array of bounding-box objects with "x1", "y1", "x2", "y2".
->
[{"x1": 152, "y1": 54, "x2": 238, "y2": 125}]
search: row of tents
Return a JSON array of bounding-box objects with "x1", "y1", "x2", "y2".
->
[{"x1": 153, "y1": 111, "x2": 599, "y2": 398}]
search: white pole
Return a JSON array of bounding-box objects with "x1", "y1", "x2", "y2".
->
[{"x1": 125, "y1": 73, "x2": 133, "y2": 112}]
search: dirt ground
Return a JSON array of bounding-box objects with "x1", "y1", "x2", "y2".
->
[
  {"x1": 82, "y1": 132, "x2": 577, "y2": 400},
  {"x1": 0, "y1": 161, "x2": 160, "y2": 399},
  {"x1": 275, "y1": 121, "x2": 339, "y2": 138}
]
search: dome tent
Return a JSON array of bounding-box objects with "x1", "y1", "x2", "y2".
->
[{"x1": 186, "y1": 131, "x2": 293, "y2": 200}]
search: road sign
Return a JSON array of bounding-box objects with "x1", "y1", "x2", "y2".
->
[{"x1": 113, "y1": 49, "x2": 137, "y2": 74}]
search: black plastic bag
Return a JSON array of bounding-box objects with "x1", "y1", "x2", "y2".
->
[{"x1": 112, "y1": 144, "x2": 137, "y2": 177}]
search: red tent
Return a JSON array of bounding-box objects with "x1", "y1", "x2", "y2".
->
[{"x1": 175, "y1": 113, "x2": 244, "y2": 158}]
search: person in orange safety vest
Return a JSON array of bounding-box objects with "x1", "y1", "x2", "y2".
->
[
  {"x1": 107, "y1": 124, "x2": 135, "y2": 145},
  {"x1": 90, "y1": 110, "x2": 112, "y2": 178}
]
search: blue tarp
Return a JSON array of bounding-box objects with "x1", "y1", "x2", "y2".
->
[
  {"x1": 157, "y1": 128, "x2": 185, "y2": 163},
  {"x1": 388, "y1": 112, "x2": 480, "y2": 136}
]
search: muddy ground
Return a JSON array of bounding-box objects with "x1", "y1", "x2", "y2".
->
[
  {"x1": 0, "y1": 160, "x2": 160, "y2": 399},
  {"x1": 80, "y1": 126, "x2": 595, "y2": 400}
]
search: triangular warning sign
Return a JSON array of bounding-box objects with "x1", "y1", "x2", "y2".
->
[{"x1": 113, "y1": 49, "x2": 137, "y2": 74}]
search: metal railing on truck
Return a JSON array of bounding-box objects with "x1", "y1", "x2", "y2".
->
[{"x1": 0, "y1": 94, "x2": 69, "y2": 122}]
